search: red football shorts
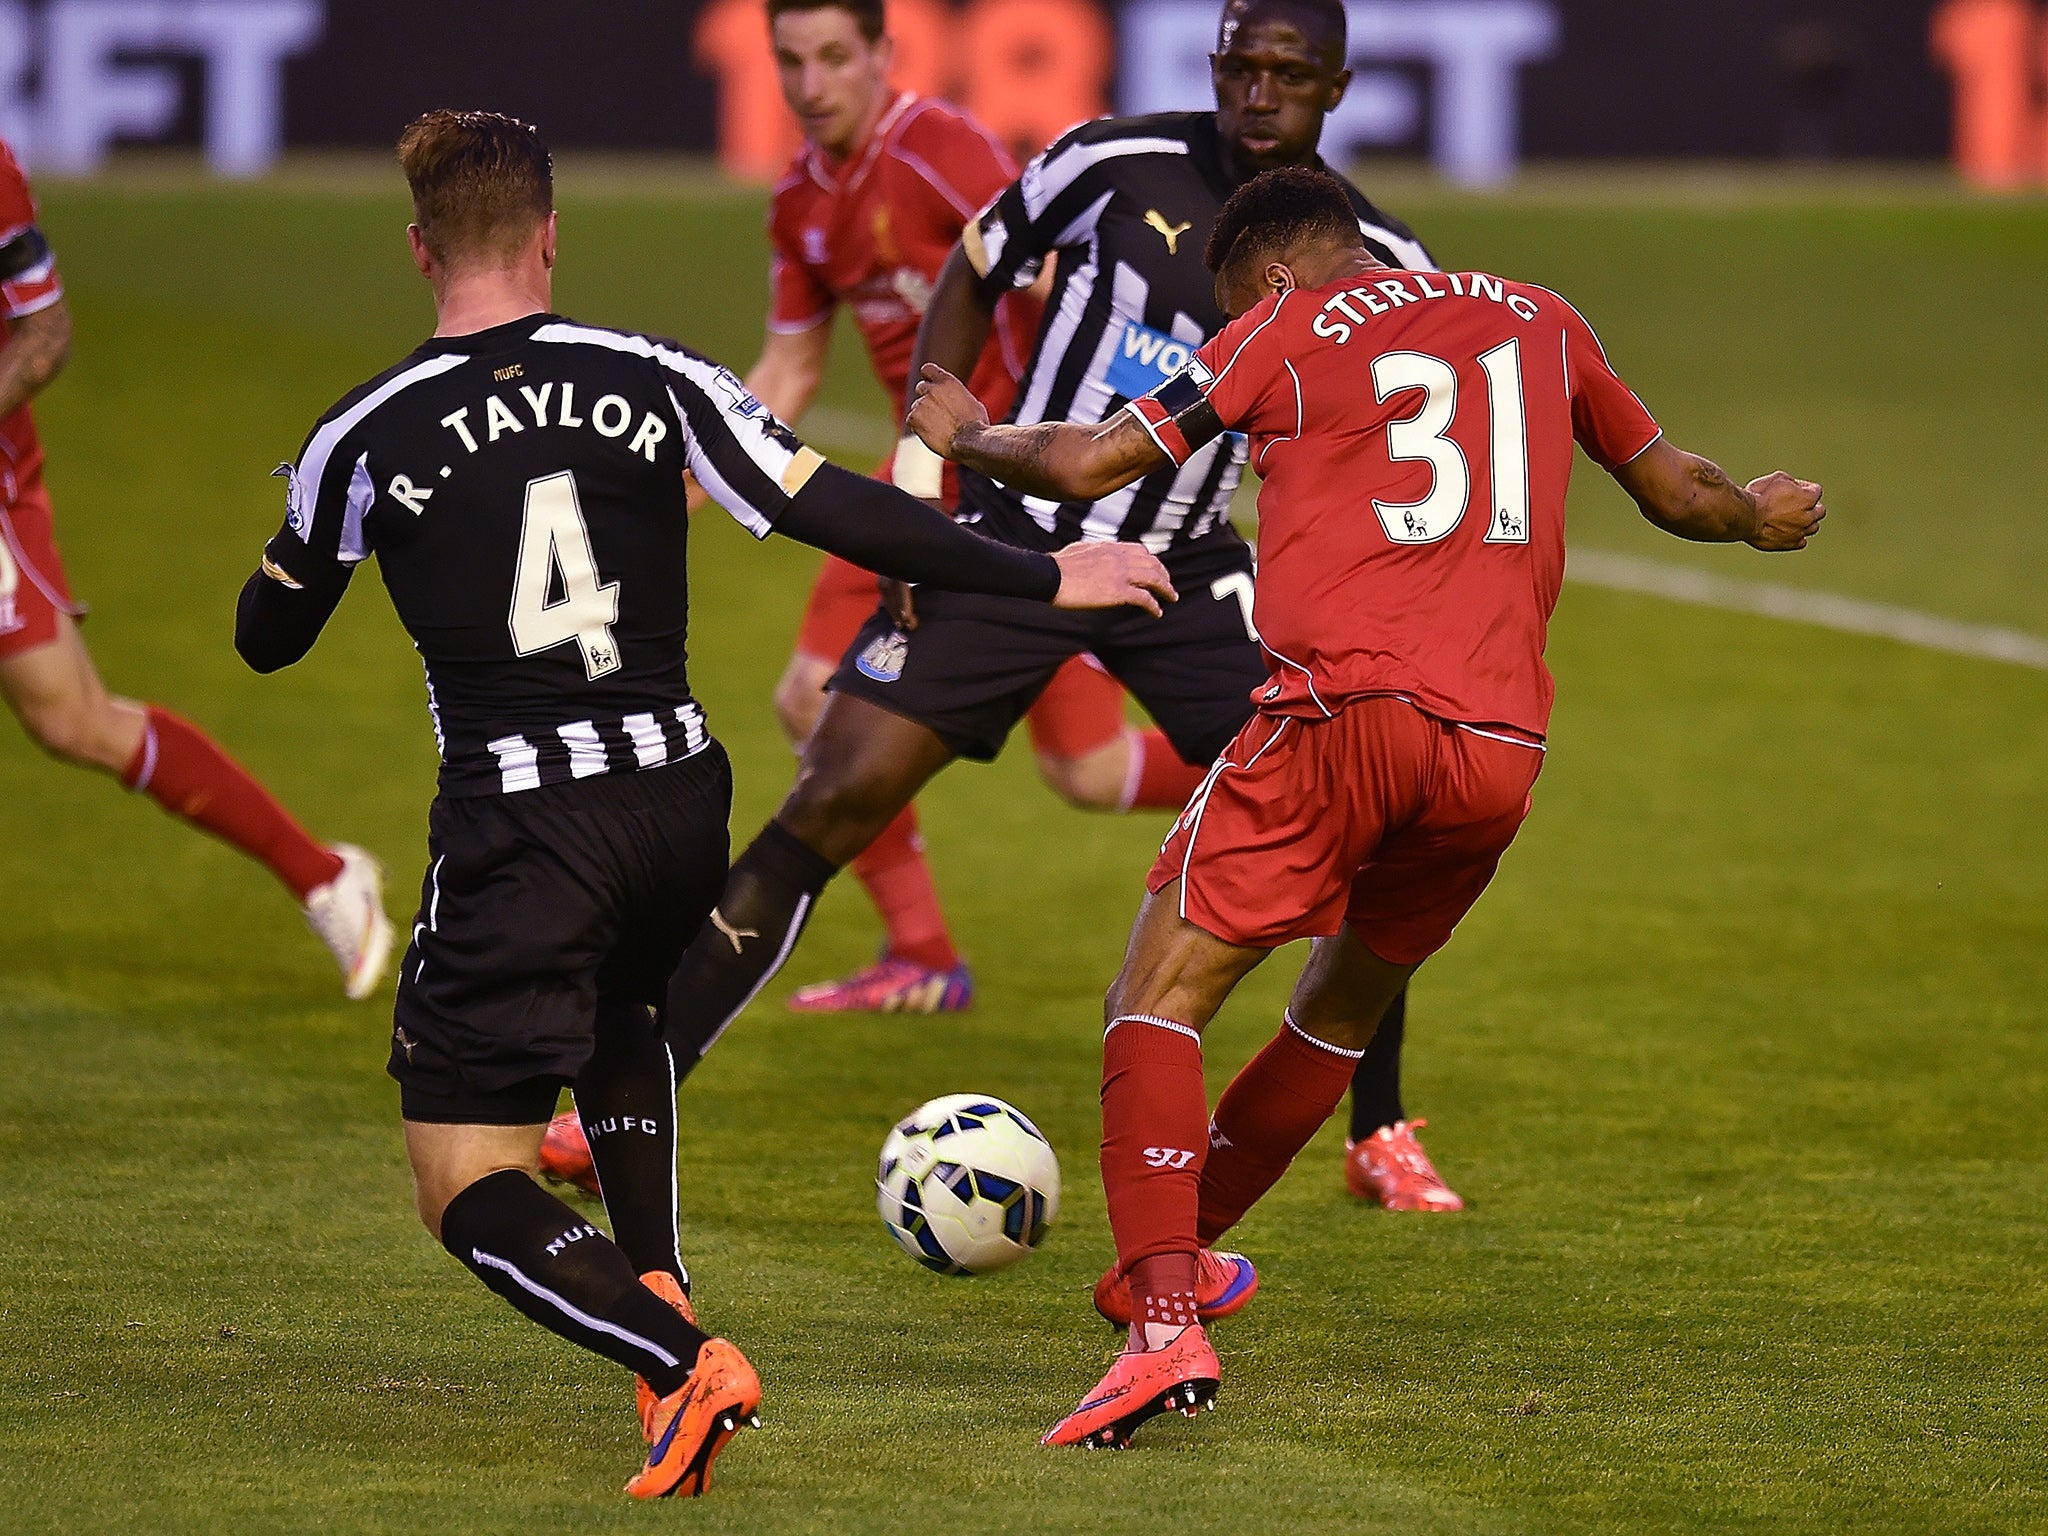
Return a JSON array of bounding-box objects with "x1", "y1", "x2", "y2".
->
[
  {"x1": 795, "y1": 557, "x2": 1127, "y2": 761},
  {"x1": 1149, "y1": 696, "x2": 1544, "y2": 963},
  {"x1": 0, "y1": 483, "x2": 83, "y2": 658}
]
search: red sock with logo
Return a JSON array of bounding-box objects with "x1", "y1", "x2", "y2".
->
[
  {"x1": 849, "y1": 803, "x2": 958, "y2": 972},
  {"x1": 1126, "y1": 1251, "x2": 1201, "y2": 1351},
  {"x1": 1101, "y1": 1014, "x2": 1209, "y2": 1289},
  {"x1": 122, "y1": 705, "x2": 343, "y2": 901},
  {"x1": 1196, "y1": 1013, "x2": 1364, "y2": 1246},
  {"x1": 1120, "y1": 728, "x2": 1210, "y2": 811}
]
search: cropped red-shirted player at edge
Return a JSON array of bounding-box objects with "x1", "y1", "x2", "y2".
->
[{"x1": 909, "y1": 165, "x2": 1826, "y2": 1450}]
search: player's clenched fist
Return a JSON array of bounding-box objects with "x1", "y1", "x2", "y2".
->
[
  {"x1": 1050, "y1": 543, "x2": 1178, "y2": 616},
  {"x1": 908, "y1": 363, "x2": 987, "y2": 457},
  {"x1": 1745, "y1": 473, "x2": 1827, "y2": 551}
]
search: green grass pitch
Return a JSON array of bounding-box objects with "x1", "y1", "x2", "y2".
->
[{"x1": 1, "y1": 164, "x2": 2044, "y2": 1534}]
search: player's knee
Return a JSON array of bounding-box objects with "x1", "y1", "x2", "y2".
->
[
  {"x1": 16, "y1": 691, "x2": 111, "y2": 768},
  {"x1": 781, "y1": 755, "x2": 904, "y2": 859},
  {"x1": 1036, "y1": 740, "x2": 1127, "y2": 812},
  {"x1": 772, "y1": 666, "x2": 826, "y2": 746}
]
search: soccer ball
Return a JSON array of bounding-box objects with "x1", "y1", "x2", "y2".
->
[{"x1": 876, "y1": 1093, "x2": 1060, "y2": 1275}]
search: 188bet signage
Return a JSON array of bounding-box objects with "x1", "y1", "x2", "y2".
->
[{"x1": 0, "y1": 0, "x2": 1972, "y2": 184}]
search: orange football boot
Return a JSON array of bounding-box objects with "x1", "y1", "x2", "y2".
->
[
  {"x1": 1091, "y1": 1249, "x2": 1258, "y2": 1328},
  {"x1": 636, "y1": 1271, "x2": 699, "y2": 1441},
  {"x1": 624, "y1": 1337, "x2": 761, "y2": 1499},
  {"x1": 1345, "y1": 1118, "x2": 1464, "y2": 1211},
  {"x1": 1043, "y1": 1325, "x2": 1219, "y2": 1449},
  {"x1": 537, "y1": 1111, "x2": 600, "y2": 1197}
]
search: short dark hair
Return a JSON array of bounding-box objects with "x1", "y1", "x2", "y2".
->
[
  {"x1": 1204, "y1": 165, "x2": 1360, "y2": 276},
  {"x1": 397, "y1": 110, "x2": 553, "y2": 266},
  {"x1": 1216, "y1": 0, "x2": 1347, "y2": 54},
  {"x1": 767, "y1": 0, "x2": 885, "y2": 43}
]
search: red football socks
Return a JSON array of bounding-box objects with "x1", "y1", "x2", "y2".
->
[
  {"x1": 1121, "y1": 727, "x2": 1210, "y2": 811},
  {"x1": 1101, "y1": 1014, "x2": 1209, "y2": 1274},
  {"x1": 1197, "y1": 1012, "x2": 1364, "y2": 1246},
  {"x1": 848, "y1": 803, "x2": 959, "y2": 973},
  {"x1": 121, "y1": 705, "x2": 343, "y2": 901},
  {"x1": 1128, "y1": 1253, "x2": 1201, "y2": 1351}
]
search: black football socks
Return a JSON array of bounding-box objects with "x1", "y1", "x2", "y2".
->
[
  {"x1": 440, "y1": 1169, "x2": 707, "y2": 1396},
  {"x1": 1347, "y1": 985, "x2": 1409, "y2": 1141},
  {"x1": 575, "y1": 998, "x2": 688, "y2": 1289},
  {"x1": 663, "y1": 819, "x2": 837, "y2": 1074}
]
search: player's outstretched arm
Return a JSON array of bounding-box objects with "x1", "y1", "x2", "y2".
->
[
  {"x1": 235, "y1": 557, "x2": 350, "y2": 672},
  {"x1": 1612, "y1": 438, "x2": 1826, "y2": 552},
  {"x1": 775, "y1": 459, "x2": 1174, "y2": 615},
  {"x1": 0, "y1": 299, "x2": 71, "y2": 419},
  {"x1": 909, "y1": 364, "x2": 1170, "y2": 503}
]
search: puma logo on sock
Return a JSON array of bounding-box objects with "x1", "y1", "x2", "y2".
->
[{"x1": 710, "y1": 909, "x2": 759, "y2": 953}]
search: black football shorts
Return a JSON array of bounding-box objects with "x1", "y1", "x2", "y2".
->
[
  {"x1": 829, "y1": 528, "x2": 1267, "y2": 767},
  {"x1": 389, "y1": 745, "x2": 732, "y2": 1125}
]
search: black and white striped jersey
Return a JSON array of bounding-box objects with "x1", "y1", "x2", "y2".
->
[
  {"x1": 264, "y1": 312, "x2": 824, "y2": 797},
  {"x1": 962, "y1": 111, "x2": 1432, "y2": 557}
]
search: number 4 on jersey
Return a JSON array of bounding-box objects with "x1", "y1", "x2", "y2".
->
[{"x1": 510, "y1": 471, "x2": 622, "y2": 679}]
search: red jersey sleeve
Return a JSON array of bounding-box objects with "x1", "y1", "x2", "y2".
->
[
  {"x1": 1555, "y1": 292, "x2": 1661, "y2": 471},
  {"x1": 892, "y1": 104, "x2": 1017, "y2": 232},
  {"x1": 0, "y1": 140, "x2": 62, "y2": 320},
  {"x1": 1122, "y1": 292, "x2": 1295, "y2": 465},
  {"x1": 765, "y1": 186, "x2": 833, "y2": 335}
]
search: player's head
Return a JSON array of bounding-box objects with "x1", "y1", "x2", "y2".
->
[
  {"x1": 1205, "y1": 165, "x2": 1375, "y2": 316},
  {"x1": 397, "y1": 110, "x2": 555, "y2": 281},
  {"x1": 769, "y1": 0, "x2": 893, "y2": 159},
  {"x1": 1211, "y1": 0, "x2": 1351, "y2": 180}
]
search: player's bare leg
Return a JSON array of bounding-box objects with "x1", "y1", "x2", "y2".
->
[
  {"x1": 661, "y1": 692, "x2": 956, "y2": 1067},
  {"x1": 774, "y1": 652, "x2": 971, "y2": 1014},
  {"x1": 0, "y1": 614, "x2": 391, "y2": 997},
  {"x1": 1026, "y1": 655, "x2": 1209, "y2": 814},
  {"x1": 405, "y1": 1118, "x2": 758, "y2": 1498}
]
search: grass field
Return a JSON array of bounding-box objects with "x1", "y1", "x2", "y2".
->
[{"x1": 2, "y1": 162, "x2": 2045, "y2": 1534}]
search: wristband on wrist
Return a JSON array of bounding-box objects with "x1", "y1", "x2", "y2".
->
[{"x1": 892, "y1": 433, "x2": 946, "y2": 500}]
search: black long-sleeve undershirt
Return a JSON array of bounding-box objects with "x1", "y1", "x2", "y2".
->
[
  {"x1": 235, "y1": 551, "x2": 348, "y2": 674},
  {"x1": 777, "y1": 459, "x2": 1058, "y2": 599}
]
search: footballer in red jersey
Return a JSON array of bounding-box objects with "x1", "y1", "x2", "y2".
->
[
  {"x1": 910, "y1": 166, "x2": 1826, "y2": 1447},
  {"x1": 729, "y1": 0, "x2": 1208, "y2": 1011},
  {"x1": 0, "y1": 137, "x2": 390, "y2": 998}
]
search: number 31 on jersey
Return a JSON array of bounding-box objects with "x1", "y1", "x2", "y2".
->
[
  {"x1": 509, "y1": 471, "x2": 622, "y2": 679},
  {"x1": 1370, "y1": 339, "x2": 1530, "y2": 546}
]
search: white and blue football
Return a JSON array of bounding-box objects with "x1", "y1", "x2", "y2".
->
[{"x1": 876, "y1": 1093, "x2": 1060, "y2": 1275}]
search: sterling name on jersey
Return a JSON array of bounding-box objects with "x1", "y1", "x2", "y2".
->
[
  {"x1": 267, "y1": 313, "x2": 821, "y2": 797},
  {"x1": 962, "y1": 111, "x2": 1432, "y2": 555}
]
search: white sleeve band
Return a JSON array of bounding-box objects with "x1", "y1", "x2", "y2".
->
[{"x1": 892, "y1": 433, "x2": 946, "y2": 500}]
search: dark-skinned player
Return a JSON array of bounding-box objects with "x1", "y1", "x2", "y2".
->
[{"x1": 656, "y1": 0, "x2": 1457, "y2": 1305}]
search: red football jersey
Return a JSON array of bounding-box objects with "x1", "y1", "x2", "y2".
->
[
  {"x1": 0, "y1": 139, "x2": 63, "y2": 507},
  {"x1": 767, "y1": 93, "x2": 1039, "y2": 424},
  {"x1": 1129, "y1": 270, "x2": 1662, "y2": 738}
]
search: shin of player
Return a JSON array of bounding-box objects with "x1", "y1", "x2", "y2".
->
[{"x1": 912, "y1": 165, "x2": 1824, "y2": 1446}]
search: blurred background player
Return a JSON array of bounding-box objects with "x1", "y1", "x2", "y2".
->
[
  {"x1": 721, "y1": 0, "x2": 1209, "y2": 1012},
  {"x1": 645, "y1": 0, "x2": 1463, "y2": 1219},
  {"x1": 909, "y1": 165, "x2": 1825, "y2": 1446},
  {"x1": 0, "y1": 136, "x2": 390, "y2": 1000}
]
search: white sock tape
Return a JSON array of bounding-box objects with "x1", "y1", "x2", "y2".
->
[{"x1": 892, "y1": 433, "x2": 946, "y2": 501}]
